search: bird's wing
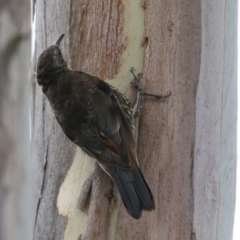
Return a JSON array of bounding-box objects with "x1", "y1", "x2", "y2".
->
[{"x1": 74, "y1": 72, "x2": 136, "y2": 169}]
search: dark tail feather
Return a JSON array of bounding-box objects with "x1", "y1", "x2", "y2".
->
[
  {"x1": 132, "y1": 167, "x2": 155, "y2": 210},
  {"x1": 109, "y1": 164, "x2": 155, "y2": 219}
]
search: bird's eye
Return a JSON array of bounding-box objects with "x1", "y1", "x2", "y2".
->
[{"x1": 54, "y1": 48, "x2": 62, "y2": 56}]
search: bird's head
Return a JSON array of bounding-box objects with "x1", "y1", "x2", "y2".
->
[{"x1": 37, "y1": 34, "x2": 67, "y2": 87}]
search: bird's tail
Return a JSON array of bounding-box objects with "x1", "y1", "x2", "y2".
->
[{"x1": 108, "y1": 163, "x2": 155, "y2": 219}]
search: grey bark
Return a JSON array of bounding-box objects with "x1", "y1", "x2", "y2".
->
[{"x1": 0, "y1": 0, "x2": 31, "y2": 240}]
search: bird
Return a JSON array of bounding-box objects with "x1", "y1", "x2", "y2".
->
[{"x1": 37, "y1": 34, "x2": 156, "y2": 219}]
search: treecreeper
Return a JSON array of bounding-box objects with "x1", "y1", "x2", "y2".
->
[{"x1": 36, "y1": 34, "x2": 170, "y2": 219}]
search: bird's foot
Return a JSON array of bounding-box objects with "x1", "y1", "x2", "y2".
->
[{"x1": 130, "y1": 67, "x2": 171, "y2": 114}]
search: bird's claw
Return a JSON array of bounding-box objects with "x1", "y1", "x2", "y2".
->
[{"x1": 130, "y1": 67, "x2": 171, "y2": 112}]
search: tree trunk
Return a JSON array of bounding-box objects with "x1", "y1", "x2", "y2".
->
[{"x1": 32, "y1": 0, "x2": 237, "y2": 240}]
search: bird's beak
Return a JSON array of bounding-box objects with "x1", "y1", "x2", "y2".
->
[{"x1": 55, "y1": 34, "x2": 65, "y2": 46}]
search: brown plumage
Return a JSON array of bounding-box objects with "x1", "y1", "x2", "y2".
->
[{"x1": 36, "y1": 34, "x2": 155, "y2": 219}]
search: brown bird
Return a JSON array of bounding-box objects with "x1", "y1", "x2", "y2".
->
[{"x1": 37, "y1": 34, "x2": 167, "y2": 219}]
